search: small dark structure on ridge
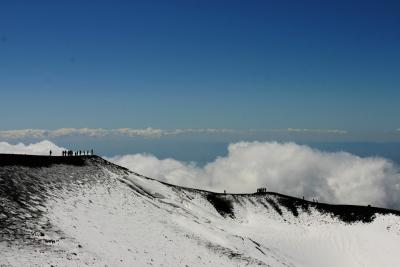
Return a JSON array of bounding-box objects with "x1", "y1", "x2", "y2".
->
[
  {"x1": 256, "y1": 187, "x2": 267, "y2": 194},
  {"x1": 62, "y1": 149, "x2": 94, "y2": 157}
]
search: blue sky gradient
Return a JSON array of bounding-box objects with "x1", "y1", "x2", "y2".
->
[{"x1": 1, "y1": 0, "x2": 399, "y2": 138}]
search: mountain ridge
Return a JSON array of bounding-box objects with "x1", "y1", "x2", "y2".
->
[
  {"x1": 1, "y1": 154, "x2": 400, "y2": 266},
  {"x1": 1, "y1": 153, "x2": 399, "y2": 221}
]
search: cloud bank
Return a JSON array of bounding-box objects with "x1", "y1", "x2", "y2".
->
[
  {"x1": 0, "y1": 127, "x2": 347, "y2": 139},
  {"x1": 109, "y1": 141, "x2": 400, "y2": 210}
]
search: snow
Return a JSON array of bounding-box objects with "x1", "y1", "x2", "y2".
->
[{"x1": 1, "y1": 158, "x2": 400, "y2": 266}]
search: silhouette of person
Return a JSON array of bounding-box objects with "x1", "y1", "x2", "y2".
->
[
  {"x1": 79, "y1": 150, "x2": 82, "y2": 156},
  {"x1": 91, "y1": 149, "x2": 93, "y2": 155},
  {"x1": 49, "y1": 150, "x2": 52, "y2": 156}
]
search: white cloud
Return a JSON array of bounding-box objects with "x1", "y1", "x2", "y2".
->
[
  {"x1": 246, "y1": 128, "x2": 348, "y2": 134},
  {"x1": 0, "y1": 127, "x2": 347, "y2": 139},
  {"x1": 114, "y1": 128, "x2": 164, "y2": 137},
  {"x1": 50, "y1": 128, "x2": 109, "y2": 137},
  {"x1": 0, "y1": 140, "x2": 65, "y2": 155},
  {"x1": 166, "y1": 128, "x2": 237, "y2": 135},
  {"x1": 108, "y1": 141, "x2": 400, "y2": 210},
  {"x1": 286, "y1": 128, "x2": 347, "y2": 134},
  {"x1": 0, "y1": 129, "x2": 48, "y2": 139}
]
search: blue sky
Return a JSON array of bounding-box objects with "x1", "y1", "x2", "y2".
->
[{"x1": 0, "y1": 0, "x2": 399, "y2": 140}]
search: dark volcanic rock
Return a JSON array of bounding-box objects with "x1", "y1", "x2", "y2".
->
[{"x1": 206, "y1": 194, "x2": 235, "y2": 218}]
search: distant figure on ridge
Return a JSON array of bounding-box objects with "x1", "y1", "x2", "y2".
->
[
  {"x1": 91, "y1": 149, "x2": 94, "y2": 155},
  {"x1": 256, "y1": 187, "x2": 267, "y2": 194},
  {"x1": 49, "y1": 150, "x2": 52, "y2": 156}
]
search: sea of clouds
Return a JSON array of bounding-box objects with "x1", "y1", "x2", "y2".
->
[{"x1": 1, "y1": 140, "x2": 400, "y2": 209}]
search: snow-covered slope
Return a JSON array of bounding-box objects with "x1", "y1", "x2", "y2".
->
[{"x1": 1, "y1": 155, "x2": 400, "y2": 266}]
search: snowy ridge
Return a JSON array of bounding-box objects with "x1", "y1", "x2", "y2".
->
[{"x1": 1, "y1": 155, "x2": 400, "y2": 266}]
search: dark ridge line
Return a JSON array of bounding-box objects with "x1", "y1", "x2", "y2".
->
[
  {"x1": 123, "y1": 160, "x2": 400, "y2": 220},
  {"x1": 0, "y1": 154, "x2": 131, "y2": 172},
  {"x1": 0, "y1": 153, "x2": 94, "y2": 167},
  {"x1": 129, "y1": 169, "x2": 400, "y2": 216}
]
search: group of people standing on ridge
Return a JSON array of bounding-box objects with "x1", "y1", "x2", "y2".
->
[{"x1": 62, "y1": 149, "x2": 94, "y2": 156}]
